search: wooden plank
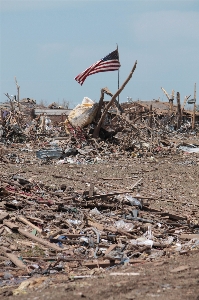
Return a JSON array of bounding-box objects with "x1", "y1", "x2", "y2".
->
[
  {"x1": 0, "y1": 247, "x2": 27, "y2": 269},
  {"x1": 0, "y1": 255, "x2": 7, "y2": 261},
  {"x1": 18, "y1": 228, "x2": 63, "y2": 251},
  {"x1": 87, "y1": 220, "x2": 104, "y2": 232},
  {"x1": 17, "y1": 216, "x2": 42, "y2": 233},
  {"x1": 3, "y1": 221, "x2": 19, "y2": 230},
  {"x1": 89, "y1": 183, "x2": 94, "y2": 197},
  {"x1": 129, "y1": 259, "x2": 147, "y2": 264},
  {"x1": 117, "y1": 229, "x2": 136, "y2": 238},
  {"x1": 0, "y1": 213, "x2": 9, "y2": 223},
  {"x1": 61, "y1": 232, "x2": 85, "y2": 239},
  {"x1": 166, "y1": 213, "x2": 186, "y2": 221},
  {"x1": 83, "y1": 261, "x2": 112, "y2": 269},
  {"x1": 5, "y1": 253, "x2": 27, "y2": 269},
  {"x1": 180, "y1": 234, "x2": 199, "y2": 240},
  {"x1": 88, "y1": 220, "x2": 135, "y2": 237},
  {"x1": 104, "y1": 244, "x2": 117, "y2": 257},
  {"x1": 26, "y1": 216, "x2": 44, "y2": 225},
  {"x1": 48, "y1": 229, "x2": 63, "y2": 238},
  {"x1": 87, "y1": 220, "x2": 117, "y2": 233},
  {"x1": 170, "y1": 265, "x2": 189, "y2": 273}
]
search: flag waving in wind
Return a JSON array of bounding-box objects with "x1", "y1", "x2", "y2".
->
[{"x1": 75, "y1": 49, "x2": 120, "y2": 85}]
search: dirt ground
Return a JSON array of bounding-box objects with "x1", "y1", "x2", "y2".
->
[
  {"x1": 5, "y1": 250, "x2": 199, "y2": 300},
  {"x1": 1, "y1": 147, "x2": 199, "y2": 300}
]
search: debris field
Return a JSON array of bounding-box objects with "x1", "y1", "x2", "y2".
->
[{"x1": 0, "y1": 69, "x2": 199, "y2": 299}]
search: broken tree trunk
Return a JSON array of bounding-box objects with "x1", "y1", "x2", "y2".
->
[
  {"x1": 169, "y1": 99, "x2": 173, "y2": 115},
  {"x1": 15, "y1": 76, "x2": 20, "y2": 112},
  {"x1": 149, "y1": 104, "x2": 152, "y2": 128},
  {"x1": 95, "y1": 88, "x2": 108, "y2": 122},
  {"x1": 192, "y1": 83, "x2": 196, "y2": 130},
  {"x1": 176, "y1": 92, "x2": 182, "y2": 129},
  {"x1": 95, "y1": 87, "x2": 123, "y2": 123},
  {"x1": 92, "y1": 60, "x2": 137, "y2": 138},
  {"x1": 4, "y1": 93, "x2": 14, "y2": 112},
  {"x1": 192, "y1": 103, "x2": 196, "y2": 130}
]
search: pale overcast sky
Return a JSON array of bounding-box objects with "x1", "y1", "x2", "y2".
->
[{"x1": 0, "y1": 0, "x2": 198, "y2": 107}]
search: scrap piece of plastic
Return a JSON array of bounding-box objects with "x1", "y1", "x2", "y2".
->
[
  {"x1": 130, "y1": 237, "x2": 153, "y2": 247},
  {"x1": 125, "y1": 194, "x2": 142, "y2": 209},
  {"x1": 36, "y1": 148, "x2": 63, "y2": 159},
  {"x1": 90, "y1": 207, "x2": 101, "y2": 215},
  {"x1": 115, "y1": 220, "x2": 134, "y2": 232}
]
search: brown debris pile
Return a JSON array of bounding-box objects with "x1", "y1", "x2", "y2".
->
[
  {"x1": 0, "y1": 141, "x2": 199, "y2": 295},
  {"x1": 0, "y1": 67, "x2": 198, "y2": 296}
]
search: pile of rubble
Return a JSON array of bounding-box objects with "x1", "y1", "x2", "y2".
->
[
  {"x1": 0, "y1": 68, "x2": 198, "y2": 296},
  {"x1": 0, "y1": 137, "x2": 199, "y2": 295}
]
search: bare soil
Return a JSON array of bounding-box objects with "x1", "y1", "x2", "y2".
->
[{"x1": 1, "y1": 251, "x2": 199, "y2": 300}]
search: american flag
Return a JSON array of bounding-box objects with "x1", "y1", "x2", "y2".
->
[{"x1": 75, "y1": 49, "x2": 121, "y2": 85}]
